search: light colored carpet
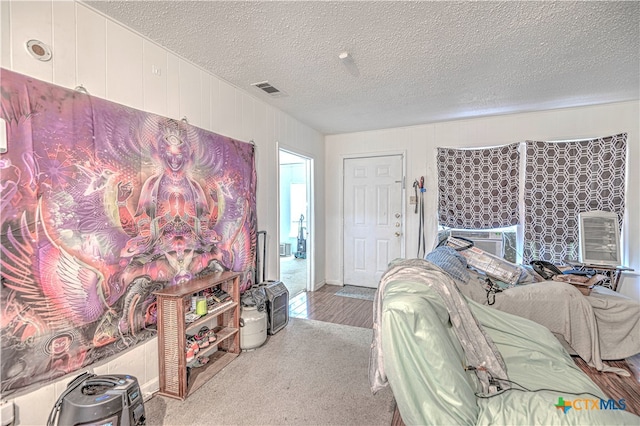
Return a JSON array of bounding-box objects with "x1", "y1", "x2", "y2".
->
[
  {"x1": 280, "y1": 255, "x2": 307, "y2": 297},
  {"x1": 145, "y1": 318, "x2": 394, "y2": 425},
  {"x1": 334, "y1": 285, "x2": 377, "y2": 301}
]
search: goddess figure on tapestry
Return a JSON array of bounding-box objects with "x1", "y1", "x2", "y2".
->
[{"x1": 111, "y1": 120, "x2": 249, "y2": 333}]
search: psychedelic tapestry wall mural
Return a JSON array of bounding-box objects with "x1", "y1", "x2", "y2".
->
[{"x1": 0, "y1": 68, "x2": 257, "y2": 395}]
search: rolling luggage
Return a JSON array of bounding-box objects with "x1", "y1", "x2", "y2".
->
[{"x1": 255, "y1": 230, "x2": 289, "y2": 334}]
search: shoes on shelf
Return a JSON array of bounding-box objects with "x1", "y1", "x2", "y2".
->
[
  {"x1": 195, "y1": 326, "x2": 210, "y2": 348},
  {"x1": 186, "y1": 337, "x2": 199, "y2": 362},
  {"x1": 207, "y1": 328, "x2": 217, "y2": 343},
  {"x1": 189, "y1": 356, "x2": 210, "y2": 368},
  {"x1": 186, "y1": 336, "x2": 200, "y2": 355},
  {"x1": 186, "y1": 346, "x2": 195, "y2": 363}
]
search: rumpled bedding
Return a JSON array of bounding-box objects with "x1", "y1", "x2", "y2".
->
[
  {"x1": 589, "y1": 286, "x2": 640, "y2": 359},
  {"x1": 369, "y1": 258, "x2": 509, "y2": 395},
  {"x1": 374, "y1": 268, "x2": 640, "y2": 425},
  {"x1": 454, "y1": 267, "x2": 640, "y2": 375}
]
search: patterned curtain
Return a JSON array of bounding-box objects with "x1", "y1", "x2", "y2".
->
[
  {"x1": 437, "y1": 143, "x2": 520, "y2": 229},
  {"x1": 523, "y1": 134, "x2": 627, "y2": 264}
]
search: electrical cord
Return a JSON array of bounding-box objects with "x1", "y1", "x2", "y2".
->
[
  {"x1": 484, "y1": 277, "x2": 502, "y2": 305},
  {"x1": 466, "y1": 371, "x2": 610, "y2": 404}
]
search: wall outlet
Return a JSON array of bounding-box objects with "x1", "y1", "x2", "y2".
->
[
  {"x1": 0, "y1": 400, "x2": 14, "y2": 426},
  {"x1": 409, "y1": 196, "x2": 417, "y2": 205}
]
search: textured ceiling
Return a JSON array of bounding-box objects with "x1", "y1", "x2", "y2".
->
[{"x1": 85, "y1": 1, "x2": 640, "y2": 135}]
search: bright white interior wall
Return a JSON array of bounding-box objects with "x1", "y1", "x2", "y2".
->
[
  {"x1": 325, "y1": 101, "x2": 640, "y2": 299},
  {"x1": 0, "y1": 1, "x2": 324, "y2": 424}
]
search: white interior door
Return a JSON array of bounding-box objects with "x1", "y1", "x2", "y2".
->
[{"x1": 343, "y1": 155, "x2": 403, "y2": 288}]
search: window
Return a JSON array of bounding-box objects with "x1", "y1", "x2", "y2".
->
[
  {"x1": 437, "y1": 143, "x2": 520, "y2": 230},
  {"x1": 289, "y1": 183, "x2": 307, "y2": 238},
  {"x1": 523, "y1": 134, "x2": 626, "y2": 264},
  {"x1": 436, "y1": 134, "x2": 627, "y2": 265},
  {"x1": 437, "y1": 226, "x2": 518, "y2": 263}
]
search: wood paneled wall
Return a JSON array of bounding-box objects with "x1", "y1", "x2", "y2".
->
[{"x1": 1, "y1": 2, "x2": 325, "y2": 424}]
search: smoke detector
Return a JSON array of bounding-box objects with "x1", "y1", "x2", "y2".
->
[{"x1": 251, "y1": 81, "x2": 287, "y2": 97}]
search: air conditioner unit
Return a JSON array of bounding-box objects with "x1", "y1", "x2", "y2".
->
[
  {"x1": 448, "y1": 230, "x2": 504, "y2": 258},
  {"x1": 578, "y1": 210, "x2": 621, "y2": 267},
  {"x1": 279, "y1": 243, "x2": 291, "y2": 257}
]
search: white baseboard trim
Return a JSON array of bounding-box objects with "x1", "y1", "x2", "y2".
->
[{"x1": 141, "y1": 378, "x2": 159, "y2": 401}]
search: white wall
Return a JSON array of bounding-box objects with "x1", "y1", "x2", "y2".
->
[
  {"x1": 325, "y1": 101, "x2": 640, "y2": 300},
  {"x1": 0, "y1": 1, "x2": 325, "y2": 424}
]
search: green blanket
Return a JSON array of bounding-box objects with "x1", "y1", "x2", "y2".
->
[{"x1": 379, "y1": 278, "x2": 639, "y2": 425}]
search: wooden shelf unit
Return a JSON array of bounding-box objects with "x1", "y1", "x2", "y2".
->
[{"x1": 154, "y1": 271, "x2": 241, "y2": 400}]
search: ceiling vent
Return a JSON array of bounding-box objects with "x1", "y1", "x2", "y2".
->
[{"x1": 251, "y1": 81, "x2": 287, "y2": 97}]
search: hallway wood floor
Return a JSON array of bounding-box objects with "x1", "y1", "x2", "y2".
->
[
  {"x1": 290, "y1": 284, "x2": 640, "y2": 419},
  {"x1": 288, "y1": 284, "x2": 373, "y2": 328}
]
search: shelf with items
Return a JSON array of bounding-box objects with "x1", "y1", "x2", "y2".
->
[
  {"x1": 185, "y1": 300, "x2": 237, "y2": 332},
  {"x1": 154, "y1": 271, "x2": 240, "y2": 400}
]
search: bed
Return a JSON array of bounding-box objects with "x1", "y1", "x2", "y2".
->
[
  {"x1": 427, "y1": 246, "x2": 640, "y2": 374},
  {"x1": 369, "y1": 258, "x2": 640, "y2": 425}
]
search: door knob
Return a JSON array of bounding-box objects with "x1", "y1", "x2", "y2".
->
[
  {"x1": 395, "y1": 222, "x2": 400, "y2": 227},
  {"x1": 395, "y1": 232, "x2": 401, "y2": 237}
]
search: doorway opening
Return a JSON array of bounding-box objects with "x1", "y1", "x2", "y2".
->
[{"x1": 279, "y1": 149, "x2": 311, "y2": 298}]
